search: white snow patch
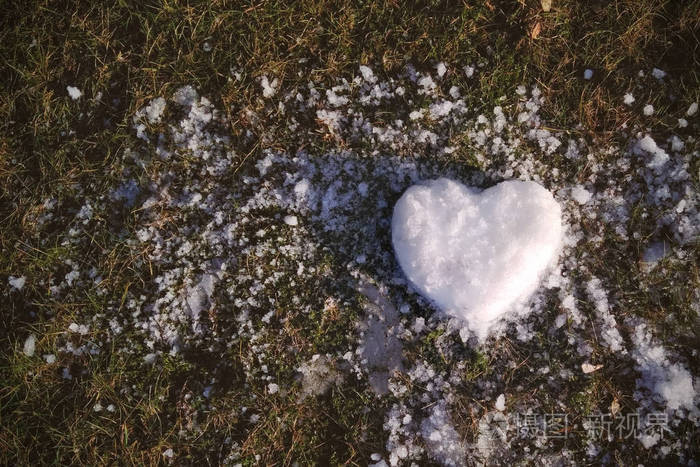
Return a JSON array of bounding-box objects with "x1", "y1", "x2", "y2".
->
[
  {"x1": 583, "y1": 69, "x2": 593, "y2": 80},
  {"x1": 687, "y1": 102, "x2": 698, "y2": 116},
  {"x1": 643, "y1": 104, "x2": 654, "y2": 116},
  {"x1": 261, "y1": 76, "x2": 279, "y2": 98},
  {"x1": 623, "y1": 93, "x2": 635, "y2": 106}
]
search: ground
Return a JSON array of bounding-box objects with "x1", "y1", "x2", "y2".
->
[{"x1": 1, "y1": 1, "x2": 699, "y2": 465}]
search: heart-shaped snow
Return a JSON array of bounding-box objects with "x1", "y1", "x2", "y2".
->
[{"x1": 392, "y1": 178, "x2": 562, "y2": 337}]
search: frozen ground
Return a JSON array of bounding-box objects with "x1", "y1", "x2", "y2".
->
[{"x1": 5, "y1": 63, "x2": 699, "y2": 465}]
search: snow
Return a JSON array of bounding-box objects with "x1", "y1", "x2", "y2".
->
[
  {"x1": 66, "y1": 86, "x2": 82, "y2": 100},
  {"x1": 637, "y1": 135, "x2": 669, "y2": 169},
  {"x1": 583, "y1": 69, "x2": 593, "y2": 80},
  {"x1": 392, "y1": 178, "x2": 562, "y2": 338},
  {"x1": 360, "y1": 65, "x2": 377, "y2": 83},
  {"x1": 643, "y1": 104, "x2": 654, "y2": 116},
  {"x1": 651, "y1": 68, "x2": 666, "y2": 80},
  {"x1": 23, "y1": 334, "x2": 37, "y2": 356},
  {"x1": 144, "y1": 97, "x2": 166, "y2": 123},
  {"x1": 260, "y1": 76, "x2": 279, "y2": 98},
  {"x1": 8, "y1": 276, "x2": 26, "y2": 290},
  {"x1": 436, "y1": 62, "x2": 447, "y2": 78},
  {"x1": 495, "y1": 394, "x2": 505, "y2": 411},
  {"x1": 267, "y1": 383, "x2": 279, "y2": 394},
  {"x1": 570, "y1": 185, "x2": 592, "y2": 204},
  {"x1": 623, "y1": 93, "x2": 635, "y2": 105},
  {"x1": 687, "y1": 102, "x2": 698, "y2": 116},
  {"x1": 283, "y1": 215, "x2": 298, "y2": 226}
]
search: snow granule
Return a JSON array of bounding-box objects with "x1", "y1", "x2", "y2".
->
[
  {"x1": 678, "y1": 118, "x2": 688, "y2": 128},
  {"x1": 43, "y1": 354, "x2": 56, "y2": 364},
  {"x1": 392, "y1": 178, "x2": 562, "y2": 338},
  {"x1": 66, "y1": 86, "x2": 82, "y2": 100},
  {"x1": 8, "y1": 276, "x2": 26, "y2": 290},
  {"x1": 268, "y1": 383, "x2": 279, "y2": 394},
  {"x1": 283, "y1": 215, "x2": 298, "y2": 226},
  {"x1": 23, "y1": 334, "x2": 37, "y2": 357},
  {"x1": 687, "y1": 102, "x2": 698, "y2": 116},
  {"x1": 643, "y1": 104, "x2": 654, "y2": 116},
  {"x1": 583, "y1": 69, "x2": 593, "y2": 80},
  {"x1": 623, "y1": 93, "x2": 635, "y2": 106},
  {"x1": 163, "y1": 448, "x2": 174, "y2": 458}
]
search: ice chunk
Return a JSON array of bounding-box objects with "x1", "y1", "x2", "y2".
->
[
  {"x1": 623, "y1": 93, "x2": 635, "y2": 106},
  {"x1": 643, "y1": 104, "x2": 654, "y2": 116},
  {"x1": 687, "y1": 102, "x2": 698, "y2": 116},
  {"x1": 583, "y1": 69, "x2": 593, "y2": 80},
  {"x1": 392, "y1": 178, "x2": 562, "y2": 338}
]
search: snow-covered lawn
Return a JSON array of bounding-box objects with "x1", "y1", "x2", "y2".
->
[{"x1": 5, "y1": 62, "x2": 698, "y2": 465}]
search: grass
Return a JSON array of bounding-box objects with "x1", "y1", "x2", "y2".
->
[{"x1": 1, "y1": 0, "x2": 699, "y2": 465}]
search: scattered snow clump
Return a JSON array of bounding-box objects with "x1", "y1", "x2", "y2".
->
[{"x1": 66, "y1": 86, "x2": 82, "y2": 100}]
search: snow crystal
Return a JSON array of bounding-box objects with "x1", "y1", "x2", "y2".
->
[
  {"x1": 643, "y1": 104, "x2": 654, "y2": 116},
  {"x1": 66, "y1": 86, "x2": 82, "y2": 100},
  {"x1": 268, "y1": 383, "x2": 279, "y2": 394},
  {"x1": 23, "y1": 334, "x2": 36, "y2": 356},
  {"x1": 623, "y1": 93, "x2": 635, "y2": 106},
  {"x1": 687, "y1": 102, "x2": 698, "y2": 116},
  {"x1": 8, "y1": 276, "x2": 26, "y2": 290},
  {"x1": 43, "y1": 354, "x2": 56, "y2": 364},
  {"x1": 392, "y1": 178, "x2": 562, "y2": 338},
  {"x1": 583, "y1": 69, "x2": 593, "y2": 80},
  {"x1": 678, "y1": 118, "x2": 688, "y2": 128}
]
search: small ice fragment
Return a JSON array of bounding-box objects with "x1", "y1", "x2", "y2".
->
[
  {"x1": 623, "y1": 93, "x2": 635, "y2": 106},
  {"x1": 268, "y1": 383, "x2": 279, "y2": 394},
  {"x1": 687, "y1": 102, "x2": 698, "y2": 116},
  {"x1": 583, "y1": 69, "x2": 593, "y2": 80},
  {"x1": 283, "y1": 215, "x2": 298, "y2": 226},
  {"x1": 643, "y1": 104, "x2": 654, "y2": 116}
]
